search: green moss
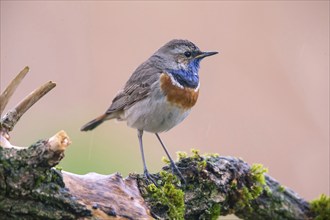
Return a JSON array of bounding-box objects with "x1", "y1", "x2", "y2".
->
[
  {"x1": 201, "y1": 202, "x2": 222, "y2": 220},
  {"x1": 176, "y1": 149, "x2": 219, "y2": 162},
  {"x1": 230, "y1": 179, "x2": 238, "y2": 190},
  {"x1": 310, "y1": 194, "x2": 330, "y2": 220},
  {"x1": 55, "y1": 165, "x2": 63, "y2": 171},
  {"x1": 237, "y1": 163, "x2": 268, "y2": 209},
  {"x1": 241, "y1": 186, "x2": 253, "y2": 203},
  {"x1": 209, "y1": 203, "x2": 221, "y2": 220},
  {"x1": 35, "y1": 175, "x2": 46, "y2": 188},
  {"x1": 249, "y1": 163, "x2": 268, "y2": 197},
  {"x1": 265, "y1": 185, "x2": 272, "y2": 196},
  {"x1": 197, "y1": 160, "x2": 207, "y2": 171},
  {"x1": 278, "y1": 185, "x2": 286, "y2": 193},
  {"x1": 250, "y1": 163, "x2": 268, "y2": 185},
  {"x1": 146, "y1": 171, "x2": 185, "y2": 219},
  {"x1": 162, "y1": 156, "x2": 170, "y2": 165},
  {"x1": 176, "y1": 151, "x2": 188, "y2": 160},
  {"x1": 191, "y1": 149, "x2": 200, "y2": 159}
]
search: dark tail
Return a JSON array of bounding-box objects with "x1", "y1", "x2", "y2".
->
[{"x1": 81, "y1": 114, "x2": 107, "y2": 131}]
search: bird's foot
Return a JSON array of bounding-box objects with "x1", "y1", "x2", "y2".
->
[
  {"x1": 170, "y1": 162, "x2": 186, "y2": 185},
  {"x1": 144, "y1": 170, "x2": 158, "y2": 186}
]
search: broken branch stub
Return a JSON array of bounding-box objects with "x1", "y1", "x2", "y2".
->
[{"x1": 0, "y1": 131, "x2": 91, "y2": 219}]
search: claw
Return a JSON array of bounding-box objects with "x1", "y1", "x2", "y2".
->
[
  {"x1": 170, "y1": 162, "x2": 186, "y2": 185},
  {"x1": 144, "y1": 170, "x2": 158, "y2": 186}
]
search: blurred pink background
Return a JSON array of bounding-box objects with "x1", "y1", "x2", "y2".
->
[{"x1": 1, "y1": 1, "x2": 328, "y2": 201}]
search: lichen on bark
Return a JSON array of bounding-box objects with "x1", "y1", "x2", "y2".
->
[
  {"x1": 0, "y1": 66, "x2": 327, "y2": 219},
  {"x1": 137, "y1": 150, "x2": 315, "y2": 220},
  {"x1": 0, "y1": 138, "x2": 91, "y2": 219}
]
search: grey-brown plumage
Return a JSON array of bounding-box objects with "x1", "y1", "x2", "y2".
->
[
  {"x1": 81, "y1": 50, "x2": 162, "y2": 131},
  {"x1": 107, "y1": 60, "x2": 161, "y2": 113}
]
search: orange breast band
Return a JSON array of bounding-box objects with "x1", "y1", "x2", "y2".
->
[{"x1": 160, "y1": 73, "x2": 199, "y2": 110}]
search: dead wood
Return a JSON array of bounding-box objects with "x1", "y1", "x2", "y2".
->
[{"x1": 0, "y1": 67, "x2": 325, "y2": 220}]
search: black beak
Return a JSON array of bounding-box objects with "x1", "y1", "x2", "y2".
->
[{"x1": 195, "y1": 51, "x2": 218, "y2": 59}]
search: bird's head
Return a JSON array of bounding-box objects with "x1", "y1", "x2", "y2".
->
[{"x1": 154, "y1": 39, "x2": 218, "y2": 74}]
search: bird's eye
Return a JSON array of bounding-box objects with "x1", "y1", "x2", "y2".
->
[{"x1": 184, "y1": 51, "x2": 192, "y2": 58}]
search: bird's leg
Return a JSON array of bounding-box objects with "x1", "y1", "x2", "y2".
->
[
  {"x1": 138, "y1": 129, "x2": 157, "y2": 185},
  {"x1": 155, "y1": 133, "x2": 186, "y2": 184}
]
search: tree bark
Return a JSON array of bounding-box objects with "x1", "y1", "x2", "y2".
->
[
  {"x1": 0, "y1": 67, "x2": 323, "y2": 219},
  {"x1": 0, "y1": 139, "x2": 315, "y2": 220}
]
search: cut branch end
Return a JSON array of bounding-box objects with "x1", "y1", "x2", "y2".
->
[{"x1": 48, "y1": 130, "x2": 71, "y2": 152}]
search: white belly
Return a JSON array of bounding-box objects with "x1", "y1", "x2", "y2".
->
[{"x1": 124, "y1": 95, "x2": 191, "y2": 133}]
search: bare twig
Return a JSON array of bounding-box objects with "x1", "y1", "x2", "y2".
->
[
  {"x1": 0, "y1": 66, "x2": 29, "y2": 116},
  {"x1": 0, "y1": 81, "x2": 56, "y2": 132}
]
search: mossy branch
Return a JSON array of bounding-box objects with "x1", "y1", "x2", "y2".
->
[
  {"x1": 1, "y1": 143, "x2": 326, "y2": 220},
  {"x1": 137, "y1": 152, "x2": 318, "y2": 220},
  {"x1": 0, "y1": 132, "x2": 91, "y2": 219},
  {"x1": 0, "y1": 67, "x2": 329, "y2": 219}
]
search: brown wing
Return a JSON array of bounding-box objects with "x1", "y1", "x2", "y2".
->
[{"x1": 106, "y1": 59, "x2": 162, "y2": 114}]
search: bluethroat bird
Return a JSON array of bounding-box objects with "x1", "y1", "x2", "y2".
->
[{"x1": 81, "y1": 39, "x2": 217, "y2": 182}]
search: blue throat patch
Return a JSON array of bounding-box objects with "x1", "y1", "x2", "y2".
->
[{"x1": 168, "y1": 59, "x2": 200, "y2": 89}]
